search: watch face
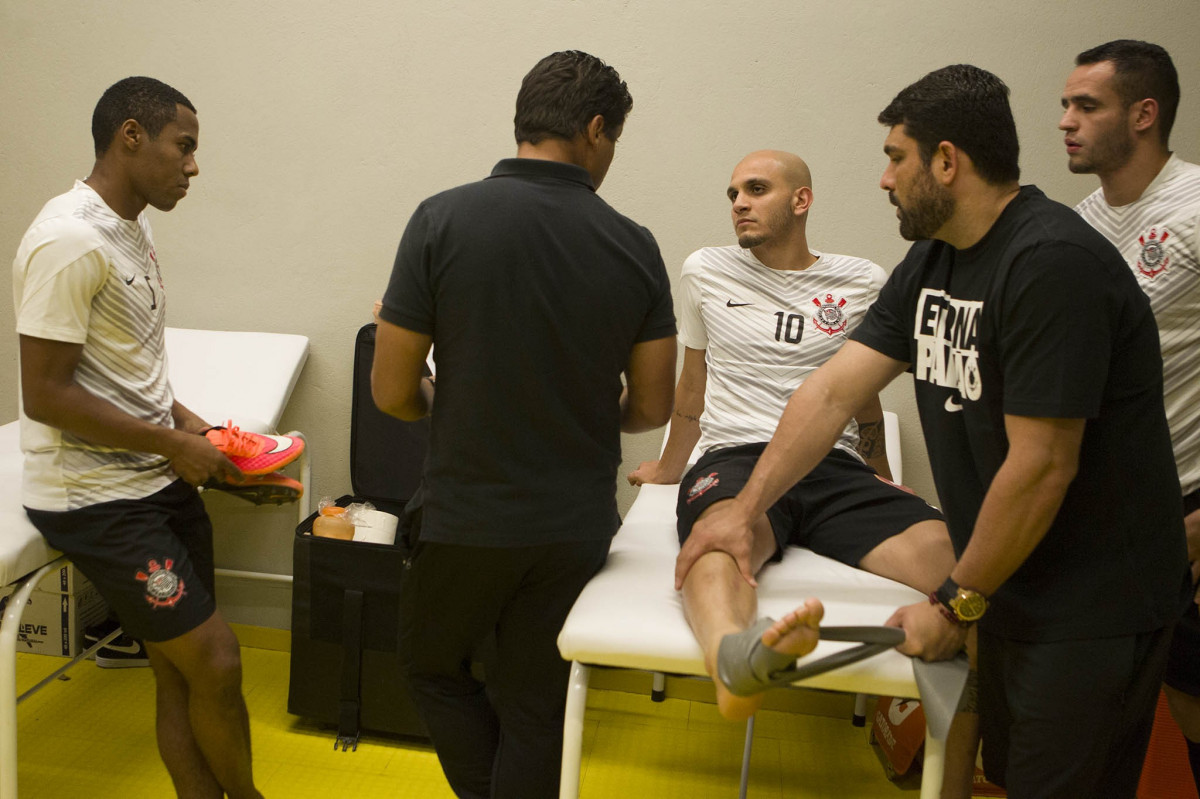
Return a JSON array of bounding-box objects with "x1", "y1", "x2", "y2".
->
[{"x1": 953, "y1": 591, "x2": 987, "y2": 622}]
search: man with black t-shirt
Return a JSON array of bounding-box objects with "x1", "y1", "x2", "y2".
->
[
  {"x1": 679, "y1": 64, "x2": 1188, "y2": 797},
  {"x1": 373, "y1": 52, "x2": 676, "y2": 799}
]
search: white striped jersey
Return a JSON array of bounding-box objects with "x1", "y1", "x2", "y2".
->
[
  {"x1": 1076, "y1": 155, "x2": 1200, "y2": 496},
  {"x1": 678, "y1": 245, "x2": 886, "y2": 457},
  {"x1": 13, "y1": 181, "x2": 176, "y2": 511}
]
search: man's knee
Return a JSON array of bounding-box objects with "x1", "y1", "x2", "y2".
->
[
  {"x1": 687, "y1": 501, "x2": 778, "y2": 574},
  {"x1": 151, "y1": 615, "x2": 244, "y2": 695},
  {"x1": 192, "y1": 635, "x2": 244, "y2": 696}
]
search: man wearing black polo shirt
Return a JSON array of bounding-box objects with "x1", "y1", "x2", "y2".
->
[
  {"x1": 373, "y1": 51, "x2": 676, "y2": 799},
  {"x1": 679, "y1": 64, "x2": 1189, "y2": 797}
]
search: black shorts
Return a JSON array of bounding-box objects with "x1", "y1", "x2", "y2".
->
[
  {"x1": 978, "y1": 624, "x2": 1172, "y2": 798},
  {"x1": 675, "y1": 443, "x2": 943, "y2": 567},
  {"x1": 1164, "y1": 487, "x2": 1200, "y2": 695},
  {"x1": 25, "y1": 480, "x2": 217, "y2": 643}
]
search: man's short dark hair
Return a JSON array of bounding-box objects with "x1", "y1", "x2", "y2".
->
[
  {"x1": 878, "y1": 64, "x2": 1020, "y2": 185},
  {"x1": 513, "y1": 51, "x2": 632, "y2": 145},
  {"x1": 92, "y1": 77, "x2": 196, "y2": 157},
  {"x1": 1076, "y1": 39, "x2": 1179, "y2": 146}
]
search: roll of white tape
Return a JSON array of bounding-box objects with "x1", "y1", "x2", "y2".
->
[{"x1": 351, "y1": 509, "x2": 399, "y2": 545}]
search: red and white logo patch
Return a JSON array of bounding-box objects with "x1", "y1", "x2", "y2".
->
[
  {"x1": 812, "y1": 293, "x2": 848, "y2": 335},
  {"x1": 136, "y1": 558, "x2": 186, "y2": 609},
  {"x1": 147, "y1": 247, "x2": 166, "y2": 295},
  {"x1": 1136, "y1": 227, "x2": 1171, "y2": 278},
  {"x1": 686, "y1": 472, "x2": 720, "y2": 504}
]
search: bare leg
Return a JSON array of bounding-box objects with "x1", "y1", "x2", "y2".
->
[
  {"x1": 148, "y1": 647, "x2": 223, "y2": 798},
  {"x1": 857, "y1": 518, "x2": 955, "y2": 594},
  {"x1": 148, "y1": 611, "x2": 262, "y2": 799},
  {"x1": 939, "y1": 626, "x2": 979, "y2": 799},
  {"x1": 681, "y1": 500, "x2": 792, "y2": 721}
]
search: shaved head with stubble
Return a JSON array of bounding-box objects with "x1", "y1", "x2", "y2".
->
[
  {"x1": 728, "y1": 150, "x2": 815, "y2": 251},
  {"x1": 745, "y1": 150, "x2": 814, "y2": 193}
]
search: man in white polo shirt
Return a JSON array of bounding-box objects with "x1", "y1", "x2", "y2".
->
[{"x1": 629, "y1": 150, "x2": 954, "y2": 723}]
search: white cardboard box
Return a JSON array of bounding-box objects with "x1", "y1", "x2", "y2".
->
[
  {"x1": 33, "y1": 562, "x2": 94, "y2": 595},
  {"x1": 0, "y1": 582, "x2": 109, "y2": 657}
]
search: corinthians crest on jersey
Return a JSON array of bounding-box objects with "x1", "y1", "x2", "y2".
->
[
  {"x1": 811, "y1": 293, "x2": 848, "y2": 335},
  {"x1": 1135, "y1": 227, "x2": 1172, "y2": 278}
]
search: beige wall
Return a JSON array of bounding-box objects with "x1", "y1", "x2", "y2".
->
[{"x1": 3, "y1": 0, "x2": 1198, "y2": 626}]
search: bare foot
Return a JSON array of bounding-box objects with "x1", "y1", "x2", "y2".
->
[
  {"x1": 761, "y1": 598, "x2": 824, "y2": 657},
  {"x1": 712, "y1": 598, "x2": 825, "y2": 722},
  {"x1": 715, "y1": 675, "x2": 765, "y2": 721}
]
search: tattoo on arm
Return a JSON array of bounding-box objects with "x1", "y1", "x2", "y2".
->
[
  {"x1": 675, "y1": 409, "x2": 700, "y2": 424},
  {"x1": 857, "y1": 419, "x2": 885, "y2": 459}
]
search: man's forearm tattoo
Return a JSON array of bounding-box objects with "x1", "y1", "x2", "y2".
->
[
  {"x1": 857, "y1": 419, "x2": 885, "y2": 459},
  {"x1": 675, "y1": 409, "x2": 700, "y2": 424}
]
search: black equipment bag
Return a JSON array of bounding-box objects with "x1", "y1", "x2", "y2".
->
[{"x1": 287, "y1": 323, "x2": 430, "y2": 749}]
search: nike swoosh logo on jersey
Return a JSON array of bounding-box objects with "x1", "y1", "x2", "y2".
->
[
  {"x1": 944, "y1": 396, "x2": 963, "y2": 413},
  {"x1": 726, "y1": 300, "x2": 753, "y2": 307},
  {"x1": 124, "y1": 275, "x2": 136, "y2": 285}
]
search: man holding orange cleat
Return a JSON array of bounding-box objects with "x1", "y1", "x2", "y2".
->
[{"x1": 13, "y1": 77, "x2": 303, "y2": 798}]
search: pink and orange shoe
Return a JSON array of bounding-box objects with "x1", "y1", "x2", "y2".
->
[
  {"x1": 204, "y1": 471, "x2": 304, "y2": 505},
  {"x1": 204, "y1": 421, "x2": 305, "y2": 475}
]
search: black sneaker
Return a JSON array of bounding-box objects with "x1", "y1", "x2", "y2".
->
[{"x1": 83, "y1": 619, "x2": 149, "y2": 668}]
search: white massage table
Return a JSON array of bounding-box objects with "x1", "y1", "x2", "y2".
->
[
  {"x1": 557, "y1": 413, "x2": 964, "y2": 799},
  {"x1": 0, "y1": 327, "x2": 309, "y2": 799}
]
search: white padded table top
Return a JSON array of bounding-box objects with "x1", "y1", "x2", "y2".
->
[
  {"x1": 0, "y1": 422, "x2": 56, "y2": 589},
  {"x1": 165, "y1": 327, "x2": 309, "y2": 435},
  {"x1": 1, "y1": 328, "x2": 309, "y2": 588},
  {"x1": 557, "y1": 482, "x2": 926, "y2": 699}
]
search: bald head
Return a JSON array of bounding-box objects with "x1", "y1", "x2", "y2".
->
[
  {"x1": 728, "y1": 150, "x2": 815, "y2": 253},
  {"x1": 734, "y1": 150, "x2": 813, "y2": 193}
]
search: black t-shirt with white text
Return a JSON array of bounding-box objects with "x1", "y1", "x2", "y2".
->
[{"x1": 852, "y1": 185, "x2": 1188, "y2": 641}]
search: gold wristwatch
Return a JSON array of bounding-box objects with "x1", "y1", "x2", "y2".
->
[{"x1": 931, "y1": 578, "x2": 988, "y2": 625}]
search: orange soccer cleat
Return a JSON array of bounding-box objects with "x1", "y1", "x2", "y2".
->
[{"x1": 204, "y1": 421, "x2": 305, "y2": 476}]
